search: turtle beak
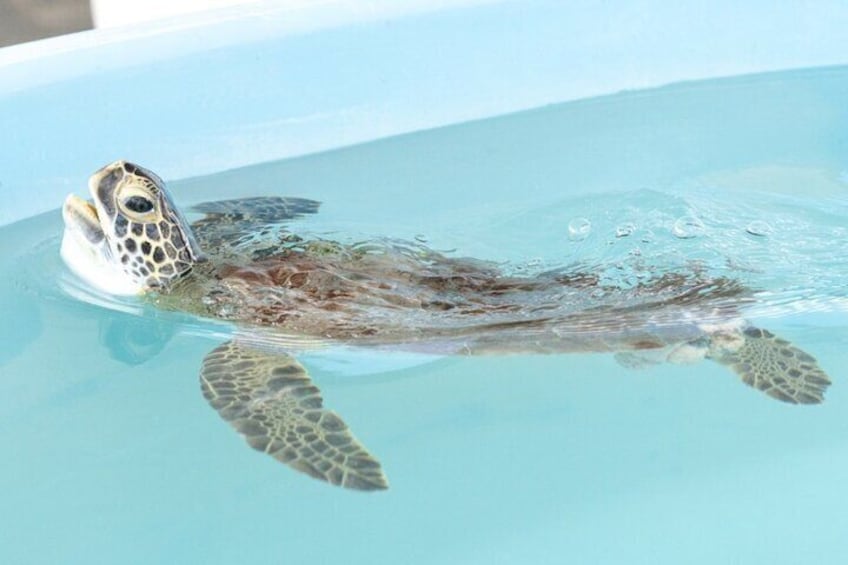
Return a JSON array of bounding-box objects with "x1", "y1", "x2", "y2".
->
[
  {"x1": 63, "y1": 193, "x2": 105, "y2": 245},
  {"x1": 88, "y1": 160, "x2": 125, "y2": 203}
]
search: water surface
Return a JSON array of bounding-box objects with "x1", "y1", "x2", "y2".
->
[{"x1": 2, "y1": 67, "x2": 848, "y2": 564}]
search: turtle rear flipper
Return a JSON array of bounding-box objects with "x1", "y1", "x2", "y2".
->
[
  {"x1": 200, "y1": 340, "x2": 388, "y2": 491},
  {"x1": 708, "y1": 326, "x2": 832, "y2": 404}
]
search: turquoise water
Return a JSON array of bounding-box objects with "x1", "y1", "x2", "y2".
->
[{"x1": 2, "y1": 67, "x2": 848, "y2": 564}]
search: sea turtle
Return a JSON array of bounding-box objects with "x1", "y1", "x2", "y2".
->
[{"x1": 60, "y1": 160, "x2": 832, "y2": 491}]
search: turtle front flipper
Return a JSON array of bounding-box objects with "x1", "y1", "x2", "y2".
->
[
  {"x1": 191, "y1": 195, "x2": 320, "y2": 223},
  {"x1": 707, "y1": 326, "x2": 832, "y2": 404},
  {"x1": 200, "y1": 340, "x2": 388, "y2": 490},
  {"x1": 189, "y1": 197, "x2": 320, "y2": 255}
]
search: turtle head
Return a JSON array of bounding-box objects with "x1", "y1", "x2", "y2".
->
[{"x1": 61, "y1": 160, "x2": 203, "y2": 296}]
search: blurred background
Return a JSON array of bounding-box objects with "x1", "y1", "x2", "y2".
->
[
  {"x1": 0, "y1": 0, "x2": 259, "y2": 46},
  {"x1": 0, "y1": 0, "x2": 91, "y2": 46}
]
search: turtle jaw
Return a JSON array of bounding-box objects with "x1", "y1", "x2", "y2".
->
[
  {"x1": 61, "y1": 192, "x2": 143, "y2": 296},
  {"x1": 63, "y1": 160, "x2": 129, "y2": 240},
  {"x1": 62, "y1": 193, "x2": 105, "y2": 245}
]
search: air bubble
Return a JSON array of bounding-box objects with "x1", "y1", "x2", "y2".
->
[
  {"x1": 745, "y1": 220, "x2": 772, "y2": 237},
  {"x1": 615, "y1": 223, "x2": 635, "y2": 238},
  {"x1": 568, "y1": 218, "x2": 591, "y2": 241},
  {"x1": 672, "y1": 216, "x2": 705, "y2": 239}
]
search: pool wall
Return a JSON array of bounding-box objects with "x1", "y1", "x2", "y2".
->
[{"x1": 1, "y1": 0, "x2": 847, "y2": 225}]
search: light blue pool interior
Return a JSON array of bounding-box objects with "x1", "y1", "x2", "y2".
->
[
  {"x1": 3, "y1": 0, "x2": 848, "y2": 225},
  {"x1": 2, "y1": 2, "x2": 848, "y2": 564}
]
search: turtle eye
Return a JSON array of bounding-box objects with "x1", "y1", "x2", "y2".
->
[{"x1": 124, "y1": 195, "x2": 155, "y2": 214}]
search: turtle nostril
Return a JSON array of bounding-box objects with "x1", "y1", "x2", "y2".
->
[{"x1": 106, "y1": 168, "x2": 123, "y2": 186}]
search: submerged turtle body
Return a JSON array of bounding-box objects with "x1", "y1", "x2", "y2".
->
[{"x1": 61, "y1": 161, "x2": 833, "y2": 491}]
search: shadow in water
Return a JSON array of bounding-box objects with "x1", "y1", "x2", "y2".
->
[{"x1": 98, "y1": 313, "x2": 176, "y2": 366}]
